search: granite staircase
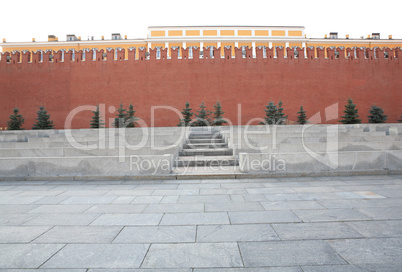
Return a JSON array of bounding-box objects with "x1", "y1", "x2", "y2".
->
[{"x1": 173, "y1": 130, "x2": 240, "y2": 176}]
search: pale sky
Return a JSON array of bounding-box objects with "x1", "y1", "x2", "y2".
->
[{"x1": 1, "y1": 0, "x2": 401, "y2": 44}]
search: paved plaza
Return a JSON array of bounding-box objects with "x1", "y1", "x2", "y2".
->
[{"x1": 0, "y1": 175, "x2": 401, "y2": 271}]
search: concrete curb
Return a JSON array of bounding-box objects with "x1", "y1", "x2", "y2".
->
[{"x1": 1, "y1": 170, "x2": 401, "y2": 182}]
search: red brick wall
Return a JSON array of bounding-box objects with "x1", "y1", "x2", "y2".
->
[{"x1": 0, "y1": 47, "x2": 401, "y2": 129}]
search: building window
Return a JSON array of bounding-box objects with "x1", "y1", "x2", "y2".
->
[
  {"x1": 189, "y1": 46, "x2": 193, "y2": 58},
  {"x1": 69, "y1": 49, "x2": 75, "y2": 61},
  {"x1": 294, "y1": 47, "x2": 299, "y2": 58},
  {"x1": 329, "y1": 32, "x2": 338, "y2": 39},
  {"x1": 112, "y1": 33, "x2": 121, "y2": 40},
  {"x1": 39, "y1": 50, "x2": 43, "y2": 62},
  {"x1": 334, "y1": 51, "x2": 339, "y2": 59},
  {"x1": 156, "y1": 47, "x2": 161, "y2": 58},
  {"x1": 372, "y1": 33, "x2": 380, "y2": 39},
  {"x1": 242, "y1": 46, "x2": 246, "y2": 58},
  {"x1": 92, "y1": 48, "x2": 98, "y2": 60}
]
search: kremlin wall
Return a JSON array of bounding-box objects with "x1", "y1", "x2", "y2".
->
[{"x1": 0, "y1": 45, "x2": 401, "y2": 129}]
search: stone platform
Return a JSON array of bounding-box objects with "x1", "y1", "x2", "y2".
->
[
  {"x1": 0, "y1": 124, "x2": 401, "y2": 180},
  {"x1": 0, "y1": 175, "x2": 401, "y2": 271}
]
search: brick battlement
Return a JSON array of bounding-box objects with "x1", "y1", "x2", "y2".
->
[
  {"x1": 1, "y1": 46, "x2": 400, "y2": 67},
  {"x1": 0, "y1": 45, "x2": 401, "y2": 129}
]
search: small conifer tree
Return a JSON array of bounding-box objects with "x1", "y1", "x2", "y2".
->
[
  {"x1": 297, "y1": 106, "x2": 308, "y2": 124},
  {"x1": 177, "y1": 101, "x2": 193, "y2": 127},
  {"x1": 276, "y1": 100, "x2": 288, "y2": 125},
  {"x1": 368, "y1": 105, "x2": 388, "y2": 123},
  {"x1": 7, "y1": 108, "x2": 25, "y2": 130},
  {"x1": 212, "y1": 101, "x2": 228, "y2": 126},
  {"x1": 259, "y1": 101, "x2": 277, "y2": 125},
  {"x1": 114, "y1": 103, "x2": 127, "y2": 128},
  {"x1": 125, "y1": 104, "x2": 139, "y2": 128},
  {"x1": 339, "y1": 98, "x2": 361, "y2": 124},
  {"x1": 32, "y1": 106, "x2": 54, "y2": 129},
  {"x1": 193, "y1": 102, "x2": 212, "y2": 126},
  {"x1": 90, "y1": 105, "x2": 105, "y2": 128}
]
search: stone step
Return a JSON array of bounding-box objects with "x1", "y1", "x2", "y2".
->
[
  {"x1": 184, "y1": 143, "x2": 228, "y2": 149},
  {"x1": 172, "y1": 166, "x2": 241, "y2": 176},
  {"x1": 189, "y1": 135, "x2": 223, "y2": 140},
  {"x1": 175, "y1": 156, "x2": 238, "y2": 167},
  {"x1": 179, "y1": 148, "x2": 233, "y2": 156},
  {"x1": 187, "y1": 138, "x2": 226, "y2": 144}
]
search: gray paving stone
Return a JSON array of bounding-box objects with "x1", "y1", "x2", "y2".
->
[
  {"x1": 272, "y1": 222, "x2": 363, "y2": 240},
  {"x1": 113, "y1": 226, "x2": 196, "y2": 243},
  {"x1": 59, "y1": 190, "x2": 109, "y2": 196},
  {"x1": 293, "y1": 209, "x2": 370, "y2": 222},
  {"x1": 261, "y1": 201, "x2": 325, "y2": 210},
  {"x1": 16, "y1": 190, "x2": 65, "y2": 197},
  {"x1": 104, "y1": 189, "x2": 154, "y2": 196},
  {"x1": 23, "y1": 214, "x2": 100, "y2": 226},
  {"x1": 293, "y1": 186, "x2": 341, "y2": 193},
  {"x1": 0, "y1": 244, "x2": 64, "y2": 268},
  {"x1": 369, "y1": 189, "x2": 402, "y2": 198},
  {"x1": 141, "y1": 243, "x2": 243, "y2": 268},
  {"x1": 335, "y1": 192, "x2": 366, "y2": 199},
  {"x1": 200, "y1": 189, "x2": 247, "y2": 195},
  {"x1": 205, "y1": 202, "x2": 264, "y2": 212},
  {"x1": 160, "y1": 195, "x2": 179, "y2": 203},
  {"x1": 84, "y1": 204, "x2": 147, "y2": 214},
  {"x1": 152, "y1": 189, "x2": 199, "y2": 195},
  {"x1": 143, "y1": 203, "x2": 204, "y2": 213},
  {"x1": 178, "y1": 195, "x2": 232, "y2": 203},
  {"x1": 228, "y1": 211, "x2": 302, "y2": 224},
  {"x1": 88, "y1": 269, "x2": 190, "y2": 272},
  {"x1": 346, "y1": 220, "x2": 402, "y2": 238},
  {"x1": 90, "y1": 213, "x2": 163, "y2": 226},
  {"x1": 246, "y1": 188, "x2": 296, "y2": 194},
  {"x1": 0, "y1": 196, "x2": 45, "y2": 205},
  {"x1": 31, "y1": 196, "x2": 70, "y2": 204},
  {"x1": 178, "y1": 183, "x2": 220, "y2": 189},
  {"x1": 0, "y1": 191, "x2": 24, "y2": 197},
  {"x1": 327, "y1": 238, "x2": 402, "y2": 264},
  {"x1": 61, "y1": 196, "x2": 118, "y2": 205},
  {"x1": 197, "y1": 224, "x2": 280, "y2": 242},
  {"x1": 10, "y1": 185, "x2": 57, "y2": 191},
  {"x1": 0, "y1": 269, "x2": 86, "y2": 272},
  {"x1": 0, "y1": 205, "x2": 38, "y2": 214},
  {"x1": 356, "y1": 207, "x2": 402, "y2": 220},
  {"x1": 265, "y1": 193, "x2": 321, "y2": 201},
  {"x1": 133, "y1": 184, "x2": 178, "y2": 189},
  {"x1": 239, "y1": 240, "x2": 346, "y2": 267},
  {"x1": 301, "y1": 265, "x2": 366, "y2": 272},
  {"x1": 194, "y1": 268, "x2": 302, "y2": 272},
  {"x1": 243, "y1": 194, "x2": 268, "y2": 202},
  {"x1": 28, "y1": 205, "x2": 91, "y2": 214},
  {"x1": 318, "y1": 198, "x2": 402, "y2": 209},
  {"x1": 131, "y1": 196, "x2": 163, "y2": 204},
  {"x1": 358, "y1": 263, "x2": 402, "y2": 272},
  {"x1": 160, "y1": 212, "x2": 230, "y2": 225},
  {"x1": 42, "y1": 244, "x2": 149, "y2": 269},
  {"x1": 33, "y1": 226, "x2": 122, "y2": 243},
  {"x1": 230, "y1": 195, "x2": 245, "y2": 202},
  {"x1": 0, "y1": 185, "x2": 17, "y2": 190},
  {"x1": 0, "y1": 226, "x2": 51, "y2": 243},
  {"x1": 220, "y1": 183, "x2": 265, "y2": 189},
  {"x1": 0, "y1": 214, "x2": 38, "y2": 226},
  {"x1": 111, "y1": 196, "x2": 136, "y2": 204}
]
